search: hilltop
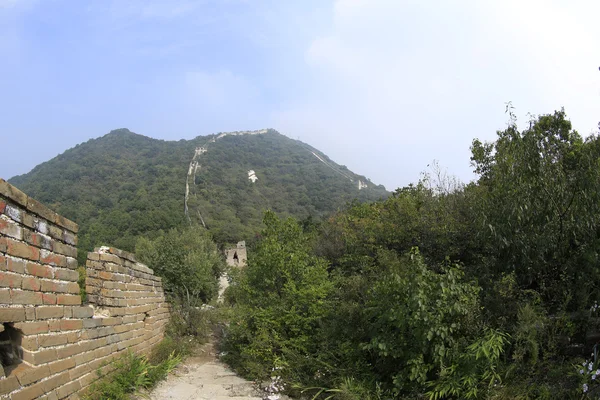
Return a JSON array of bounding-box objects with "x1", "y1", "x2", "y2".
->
[{"x1": 8, "y1": 128, "x2": 388, "y2": 259}]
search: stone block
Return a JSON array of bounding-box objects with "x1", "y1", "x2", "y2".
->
[
  {"x1": 35, "y1": 306, "x2": 65, "y2": 320},
  {"x1": 4, "y1": 204, "x2": 22, "y2": 223},
  {"x1": 52, "y1": 241, "x2": 77, "y2": 258},
  {"x1": 38, "y1": 333, "x2": 68, "y2": 348},
  {"x1": 57, "y1": 294, "x2": 81, "y2": 305},
  {"x1": 11, "y1": 289, "x2": 43, "y2": 305},
  {"x1": 15, "y1": 320, "x2": 49, "y2": 334},
  {"x1": 0, "y1": 215, "x2": 22, "y2": 240},
  {"x1": 0, "y1": 375, "x2": 22, "y2": 396},
  {"x1": 42, "y1": 293, "x2": 57, "y2": 305},
  {"x1": 39, "y1": 250, "x2": 67, "y2": 267},
  {"x1": 23, "y1": 230, "x2": 52, "y2": 250},
  {"x1": 54, "y1": 268, "x2": 79, "y2": 282},
  {"x1": 6, "y1": 238, "x2": 39, "y2": 261},
  {"x1": 0, "y1": 180, "x2": 27, "y2": 207},
  {"x1": 14, "y1": 364, "x2": 52, "y2": 386},
  {"x1": 0, "y1": 307, "x2": 26, "y2": 322},
  {"x1": 48, "y1": 357, "x2": 76, "y2": 374},
  {"x1": 0, "y1": 272, "x2": 22, "y2": 288},
  {"x1": 21, "y1": 348, "x2": 58, "y2": 365},
  {"x1": 5, "y1": 257, "x2": 25, "y2": 273},
  {"x1": 60, "y1": 319, "x2": 83, "y2": 331},
  {"x1": 26, "y1": 262, "x2": 53, "y2": 278},
  {"x1": 21, "y1": 276, "x2": 41, "y2": 291},
  {"x1": 65, "y1": 256, "x2": 78, "y2": 270}
]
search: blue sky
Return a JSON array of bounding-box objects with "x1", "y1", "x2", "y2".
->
[{"x1": 1, "y1": 0, "x2": 599, "y2": 191}]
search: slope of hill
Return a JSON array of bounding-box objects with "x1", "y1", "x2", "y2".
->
[{"x1": 8, "y1": 128, "x2": 388, "y2": 259}]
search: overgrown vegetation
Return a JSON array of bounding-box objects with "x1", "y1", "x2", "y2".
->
[{"x1": 222, "y1": 109, "x2": 600, "y2": 398}]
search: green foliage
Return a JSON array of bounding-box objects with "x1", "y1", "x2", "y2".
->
[
  {"x1": 135, "y1": 226, "x2": 224, "y2": 305},
  {"x1": 471, "y1": 109, "x2": 600, "y2": 311},
  {"x1": 84, "y1": 349, "x2": 181, "y2": 400},
  {"x1": 363, "y1": 249, "x2": 482, "y2": 394},
  {"x1": 222, "y1": 211, "x2": 333, "y2": 382},
  {"x1": 426, "y1": 329, "x2": 510, "y2": 399},
  {"x1": 77, "y1": 265, "x2": 87, "y2": 303}
]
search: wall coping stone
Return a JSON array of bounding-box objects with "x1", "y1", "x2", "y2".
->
[{"x1": 0, "y1": 179, "x2": 78, "y2": 233}]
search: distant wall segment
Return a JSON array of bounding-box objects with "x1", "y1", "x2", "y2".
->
[{"x1": 0, "y1": 179, "x2": 169, "y2": 399}]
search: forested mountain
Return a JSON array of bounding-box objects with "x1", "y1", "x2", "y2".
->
[{"x1": 8, "y1": 128, "x2": 388, "y2": 259}]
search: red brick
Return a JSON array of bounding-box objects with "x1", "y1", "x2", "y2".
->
[
  {"x1": 6, "y1": 238, "x2": 39, "y2": 261},
  {"x1": 39, "y1": 250, "x2": 66, "y2": 267},
  {"x1": 26, "y1": 262, "x2": 53, "y2": 278},
  {"x1": 21, "y1": 276, "x2": 41, "y2": 291},
  {"x1": 60, "y1": 319, "x2": 83, "y2": 331},
  {"x1": 41, "y1": 280, "x2": 69, "y2": 293},
  {"x1": 0, "y1": 216, "x2": 22, "y2": 240},
  {"x1": 0, "y1": 271, "x2": 22, "y2": 288},
  {"x1": 57, "y1": 294, "x2": 81, "y2": 305},
  {"x1": 42, "y1": 293, "x2": 57, "y2": 305},
  {"x1": 24, "y1": 230, "x2": 51, "y2": 250},
  {"x1": 0, "y1": 200, "x2": 6, "y2": 215},
  {"x1": 0, "y1": 237, "x2": 6, "y2": 252}
]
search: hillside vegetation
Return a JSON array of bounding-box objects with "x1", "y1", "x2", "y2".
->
[
  {"x1": 223, "y1": 109, "x2": 600, "y2": 399},
  {"x1": 8, "y1": 128, "x2": 387, "y2": 260}
]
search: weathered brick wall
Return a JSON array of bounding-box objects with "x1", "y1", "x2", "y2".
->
[{"x1": 0, "y1": 179, "x2": 169, "y2": 399}]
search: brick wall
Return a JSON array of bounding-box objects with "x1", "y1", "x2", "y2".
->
[{"x1": 0, "y1": 179, "x2": 169, "y2": 399}]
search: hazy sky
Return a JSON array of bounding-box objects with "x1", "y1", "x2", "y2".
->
[{"x1": 1, "y1": 0, "x2": 599, "y2": 191}]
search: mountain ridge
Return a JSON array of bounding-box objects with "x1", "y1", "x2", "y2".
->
[{"x1": 8, "y1": 128, "x2": 389, "y2": 260}]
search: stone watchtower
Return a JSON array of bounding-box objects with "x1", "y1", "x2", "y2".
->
[{"x1": 225, "y1": 241, "x2": 247, "y2": 267}]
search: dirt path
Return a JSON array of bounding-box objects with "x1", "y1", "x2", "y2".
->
[{"x1": 148, "y1": 340, "x2": 266, "y2": 400}]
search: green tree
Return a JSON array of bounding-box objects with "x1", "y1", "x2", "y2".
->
[
  {"x1": 135, "y1": 226, "x2": 224, "y2": 305},
  {"x1": 471, "y1": 109, "x2": 600, "y2": 311},
  {"x1": 223, "y1": 211, "x2": 333, "y2": 382}
]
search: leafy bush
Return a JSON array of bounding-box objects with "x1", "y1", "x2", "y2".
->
[
  {"x1": 84, "y1": 349, "x2": 181, "y2": 400},
  {"x1": 136, "y1": 226, "x2": 225, "y2": 305}
]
